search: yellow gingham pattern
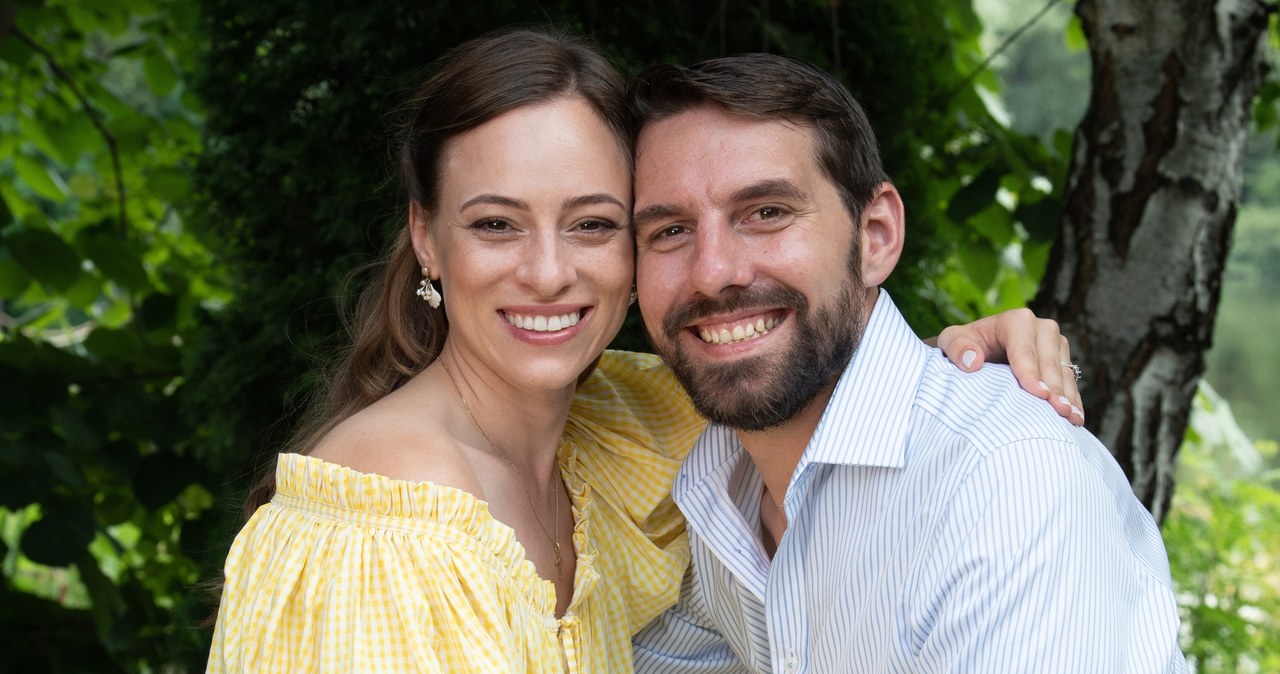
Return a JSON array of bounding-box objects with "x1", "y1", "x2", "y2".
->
[{"x1": 208, "y1": 351, "x2": 705, "y2": 673}]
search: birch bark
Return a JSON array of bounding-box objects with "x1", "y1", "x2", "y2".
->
[{"x1": 1033, "y1": 0, "x2": 1271, "y2": 522}]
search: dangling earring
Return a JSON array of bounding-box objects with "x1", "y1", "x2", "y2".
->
[{"x1": 416, "y1": 265, "x2": 442, "y2": 308}]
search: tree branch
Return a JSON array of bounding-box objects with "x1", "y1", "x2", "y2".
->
[
  {"x1": 15, "y1": 27, "x2": 149, "y2": 341},
  {"x1": 938, "y1": 0, "x2": 1063, "y2": 106},
  {"x1": 14, "y1": 27, "x2": 128, "y2": 238}
]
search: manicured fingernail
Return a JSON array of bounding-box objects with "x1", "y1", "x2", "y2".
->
[
  {"x1": 1039, "y1": 381, "x2": 1050, "y2": 392},
  {"x1": 962, "y1": 350, "x2": 977, "y2": 369},
  {"x1": 1071, "y1": 405, "x2": 1084, "y2": 419},
  {"x1": 1058, "y1": 396, "x2": 1071, "y2": 405}
]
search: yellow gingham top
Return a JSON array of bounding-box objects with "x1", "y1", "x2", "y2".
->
[{"x1": 207, "y1": 351, "x2": 705, "y2": 673}]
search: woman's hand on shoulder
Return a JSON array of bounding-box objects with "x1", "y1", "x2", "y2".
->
[{"x1": 933, "y1": 308, "x2": 1085, "y2": 426}]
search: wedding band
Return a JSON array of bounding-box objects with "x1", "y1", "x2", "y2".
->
[{"x1": 1060, "y1": 361, "x2": 1082, "y2": 381}]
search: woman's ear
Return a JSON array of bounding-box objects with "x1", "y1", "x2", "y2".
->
[
  {"x1": 859, "y1": 183, "x2": 905, "y2": 287},
  {"x1": 409, "y1": 201, "x2": 437, "y2": 271}
]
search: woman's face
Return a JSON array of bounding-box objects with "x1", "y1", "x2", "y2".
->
[{"x1": 414, "y1": 96, "x2": 633, "y2": 393}]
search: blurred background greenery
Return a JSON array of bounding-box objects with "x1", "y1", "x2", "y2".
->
[{"x1": 1, "y1": 0, "x2": 1277, "y2": 670}]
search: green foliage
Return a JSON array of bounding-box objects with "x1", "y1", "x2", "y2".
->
[
  {"x1": 1165, "y1": 383, "x2": 1280, "y2": 672},
  {"x1": 1, "y1": 0, "x2": 1271, "y2": 670},
  {"x1": 0, "y1": 0, "x2": 224, "y2": 669}
]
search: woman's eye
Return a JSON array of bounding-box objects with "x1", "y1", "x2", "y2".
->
[
  {"x1": 472, "y1": 219, "x2": 510, "y2": 232},
  {"x1": 576, "y1": 218, "x2": 616, "y2": 233}
]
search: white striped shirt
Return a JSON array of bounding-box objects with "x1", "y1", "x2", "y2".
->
[{"x1": 634, "y1": 293, "x2": 1187, "y2": 673}]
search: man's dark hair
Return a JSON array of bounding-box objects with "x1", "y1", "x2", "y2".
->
[{"x1": 629, "y1": 53, "x2": 890, "y2": 221}]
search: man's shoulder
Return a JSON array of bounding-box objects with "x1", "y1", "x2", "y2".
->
[
  {"x1": 901, "y1": 353, "x2": 1139, "y2": 511},
  {"x1": 913, "y1": 352, "x2": 1080, "y2": 454}
]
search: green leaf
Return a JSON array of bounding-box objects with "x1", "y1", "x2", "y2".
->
[
  {"x1": 955, "y1": 238, "x2": 1000, "y2": 291},
  {"x1": 44, "y1": 451, "x2": 85, "y2": 491},
  {"x1": 968, "y1": 205, "x2": 1016, "y2": 247},
  {"x1": 0, "y1": 254, "x2": 32, "y2": 296},
  {"x1": 18, "y1": 114, "x2": 66, "y2": 164},
  {"x1": 5, "y1": 228, "x2": 83, "y2": 291},
  {"x1": 80, "y1": 231, "x2": 150, "y2": 291},
  {"x1": 1064, "y1": 15, "x2": 1087, "y2": 52},
  {"x1": 83, "y1": 327, "x2": 143, "y2": 366},
  {"x1": 74, "y1": 555, "x2": 128, "y2": 648},
  {"x1": 144, "y1": 166, "x2": 191, "y2": 202},
  {"x1": 0, "y1": 32, "x2": 35, "y2": 63},
  {"x1": 67, "y1": 173, "x2": 101, "y2": 200},
  {"x1": 1022, "y1": 240, "x2": 1052, "y2": 281},
  {"x1": 93, "y1": 489, "x2": 136, "y2": 527},
  {"x1": 106, "y1": 113, "x2": 155, "y2": 155},
  {"x1": 64, "y1": 266, "x2": 106, "y2": 309},
  {"x1": 51, "y1": 115, "x2": 101, "y2": 162},
  {"x1": 0, "y1": 463, "x2": 53, "y2": 510},
  {"x1": 132, "y1": 451, "x2": 202, "y2": 508},
  {"x1": 140, "y1": 292, "x2": 179, "y2": 332},
  {"x1": 19, "y1": 503, "x2": 97, "y2": 567},
  {"x1": 0, "y1": 191, "x2": 12, "y2": 226},
  {"x1": 63, "y1": 3, "x2": 103, "y2": 35},
  {"x1": 1014, "y1": 197, "x2": 1062, "y2": 242},
  {"x1": 1053, "y1": 129, "x2": 1074, "y2": 159},
  {"x1": 49, "y1": 405, "x2": 102, "y2": 451},
  {"x1": 13, "y1": 155, "x2": 68, "y2": 200},
  {"x1": 144, "y1": 50, "x2": 178, "y2": 95},
  {"x1": 946, "y1": 169, "x2": 1002, "y2": 224}
]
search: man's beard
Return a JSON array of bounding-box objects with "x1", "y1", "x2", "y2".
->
[{"x1": 653, "y1": 277, "x2": 867, "y2": 432}]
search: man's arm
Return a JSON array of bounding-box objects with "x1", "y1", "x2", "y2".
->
[{"x1": 633, "y1": 569, "x2": 750, "y2": 674}]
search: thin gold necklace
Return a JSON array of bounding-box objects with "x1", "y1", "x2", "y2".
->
[{"x1": 438, "y1": 359, "x2": 564, "y2": 581}]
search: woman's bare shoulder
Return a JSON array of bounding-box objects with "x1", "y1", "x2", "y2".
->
[{"x1": 308, "y1": 390, "x2": 484, "y2": 497}]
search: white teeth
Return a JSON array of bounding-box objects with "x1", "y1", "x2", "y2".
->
[
  {"x1": 697, "y1": 316, "x2": 777, "y2": 345},
  {"x1": 504, "y1": 311, "x2": 581, "y2": 333}
]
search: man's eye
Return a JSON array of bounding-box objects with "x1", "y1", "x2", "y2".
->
[
  {"x1": 657, "y1": 225, "x2": 686, "y2": 238},
  {"x1": 757, "y1": 206, "x2": 782, "y2": 219}
]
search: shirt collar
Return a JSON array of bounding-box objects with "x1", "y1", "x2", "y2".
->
[
  {"x1": 676, "y1": 291, "x2": 932, "y2": 495},
  {"x1": 799, "y1": 291, "x2": 930, "y2": 470}
]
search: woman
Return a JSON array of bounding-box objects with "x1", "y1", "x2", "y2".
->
[{"x1": 207, "y1": 28, "x2": 1081, "y2": 672}]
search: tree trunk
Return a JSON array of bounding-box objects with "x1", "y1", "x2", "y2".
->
[{"x1": 1033, "y1": 0, "x2": 1270, "y2": 523}]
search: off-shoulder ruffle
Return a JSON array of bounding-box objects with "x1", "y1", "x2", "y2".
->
[
  {"x1": 272, "y1": 452, "x2": 565, "y2": 616},
  {"x1": 563, "y1": 350, "x2": 707, "y2": 633},
  {"x1": 210, "y1": 351, "x2": 708, "y2": 672}
]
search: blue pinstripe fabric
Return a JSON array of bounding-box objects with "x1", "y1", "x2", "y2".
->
[{"x1": 634, "y1": 293, "x2": 1187, "y2": 674}]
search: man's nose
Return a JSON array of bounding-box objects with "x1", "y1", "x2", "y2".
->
[{"x1": 688, "y1": 221, "x2": 753, "y2": 297}]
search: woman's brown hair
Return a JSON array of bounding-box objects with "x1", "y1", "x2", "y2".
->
[{"x1": 240, "y1": 26, "x2": 631, "y2": 519}]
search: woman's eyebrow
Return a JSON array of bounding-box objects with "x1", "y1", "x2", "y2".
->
[{"x1": 562, "y1": 193, "x2": 627, "y2": 212}]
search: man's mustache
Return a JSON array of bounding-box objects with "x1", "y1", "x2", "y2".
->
[{"x1": 660, "y1": 285, "x2": 809, "y2": 339}]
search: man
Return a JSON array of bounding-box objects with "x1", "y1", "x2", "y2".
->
[{"x1": 627, "y1": 54, "x2": 1186, "y2": 672}]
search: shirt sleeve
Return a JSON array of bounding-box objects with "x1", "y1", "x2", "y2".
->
[
  {"x1": 632, "y1": 567, "x2": 750, "y2": 674},
  {"x1": 908, "y1": 434, "x2": 1187, "y2": 673}
]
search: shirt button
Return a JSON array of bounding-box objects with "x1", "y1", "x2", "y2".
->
[{"x1": 784, "y1": 651, "x2": 798, "y2": 671}]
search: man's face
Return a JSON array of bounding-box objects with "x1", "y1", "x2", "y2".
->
[{"x1": 632, "y1": 105, "x2": 871, "y2": 431}]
